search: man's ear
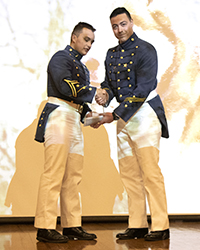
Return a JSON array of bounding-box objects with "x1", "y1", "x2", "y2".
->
[
  {"x1": 131, "y1": 18, "x2": 134, "y2": 28},
  {"x1": 71, "y1": 34, "x2": 77, "y2": 44}
]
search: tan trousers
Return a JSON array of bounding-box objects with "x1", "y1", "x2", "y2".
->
[
  {"x1": 34, "y1": 97, "x2": 84, "y2": 229},
  {"x1": 117, "y1": 102, "x2": 169, "y2": 231}
]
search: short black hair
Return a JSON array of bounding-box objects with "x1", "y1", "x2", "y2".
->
[
  {"x1": 72, "y1": 22, "x2": 96, "y2": 38},
  {"x1": 110, "y1": 7, "x2": 132, "y2": 21}
]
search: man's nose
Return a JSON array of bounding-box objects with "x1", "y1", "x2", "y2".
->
[
  {"x1": 89, "y1": 41, "x2": 93, "y2": 48},
  {"x1": 118, "y1": 25, "x2": 123, "y2": 32}
]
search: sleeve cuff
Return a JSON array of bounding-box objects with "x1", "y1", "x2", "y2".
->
[{"x1": 112, "y1": 112, "x2": 119, "y2": 120}]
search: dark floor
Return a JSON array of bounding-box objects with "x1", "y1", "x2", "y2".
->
[{"x1": 0, "y1": 221, "x2": 200, "y2": 250}]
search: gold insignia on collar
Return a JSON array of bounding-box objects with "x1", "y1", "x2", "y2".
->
[{"x1": 123, "y1": 63, "x2": 127, "y2": 67}]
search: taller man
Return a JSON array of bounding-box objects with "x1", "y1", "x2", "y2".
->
[{"x1": 95, "y1": 7, "x2": 170, "y2": 241}]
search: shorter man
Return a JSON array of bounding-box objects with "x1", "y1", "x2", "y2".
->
[{"x1": 34, "y1": 22, "x2": 98, "y2": 243}]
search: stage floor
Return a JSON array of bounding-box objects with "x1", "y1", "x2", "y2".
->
[{"x1": 0, "y1": 221, "x2": 199, "y2": 250}]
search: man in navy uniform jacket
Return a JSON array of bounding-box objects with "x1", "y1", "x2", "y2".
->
[
  {"x1": 95, "y1": 7, "x2": 170, "y2": 241},
  {"x1": 34, "y1": 22, "x2": 99, "y2": 243}
]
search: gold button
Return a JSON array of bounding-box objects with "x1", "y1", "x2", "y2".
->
[
  {"x1": 120, "y1": 94, "x2": 122, "y2": 97},
  {"x1": 131, "y1": 38, "x2": 134, "y2": 41},
  {"x1": 120, "y1": 56, "x2": 123, "y2": 59},
  {"x1": 77, "y1": 74, "x2": 79, "y2": 77},
  {"x1": 75, "y1": 54, "x2": 78, "y2": 57},
  {"x1": 110, "y1": 63, "x2": 112, "y2": 66},
  {"x1": 129, "y1": 101, "x2": 132, "y2": 103},
  {"x1": 39, "y1": 124, "x2": 41, "y2": 127},
  {"x1": 118, "y1": 87, "x2": 120, "y2": 90},
  {"x1": 109, "y1": 71, "x2": 111, "y2": 74},
  {"x1": 133, "y1": 95, "x2": 135, "y2": 97},
  {"x1": 77, "y1": 85, "x2": 79, "y2": 87},
  {"x1": 76, "y1": 67, "x2": 78, "y2": 69},
  {"x1": 43, "y1": 111, "x2": 45, "y2": 113},
  {"x1": 111, "y1": 56, "x2": 113, "y2": 58},
  {"x1": 125, "y1": 104, "x2": 128, "y2": 107},
  {"x1": 121, "y1": 49, "x2": 124, "y2": 52},
  {"x1": 113, "y1": 49, "x2": 115, "y2": 52},
  {"x1": 136, "y1": 46, "x2": 138, "y2": 48},
  {"x1": 131, "y1": 53, "x2": 134, "y2": 56},
  {"x1": 127, "y1": 69, "x2": 131, "y2": 72},
  {"x1": 130, "y1": 61, "x2": 133, "y2": 64},
  {"x1": 117, "y1": 71, "x2": 120, "y2": 74},
  {"x1": 69, "y1": 48, "x2": 72, "y2": 51},
  {"x1": 89, "y1": 87, "x2": 92, "y2": 91},
  {"x1": 118, "y1": 63, "x2": 121, "y2": 66},
  {"x1": 117, "y1": 79, "x2": 120, "y2": 82},
  {"x1": 73, "y1": 60, "x2": 75, "y2": 62},
  {"x1": 109, "y1": 79, "x2": 111, "y2": 81},
  {"x1": 124, "y1": 64, "x2": 127, "y2": 67},
  {"x1": 129, "y1": 84, "x2": 131, "y2": 87},
  {"x1": 128, "y1": 77, "x2": 130, "y2": 80},
  {"x1": 41, "y1": 118, "x2": 43, "y2": 120}
]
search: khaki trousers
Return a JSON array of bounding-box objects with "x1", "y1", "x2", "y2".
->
[
  {"x1": 117, "y1": 102, "x2": 169, "y2": 231},
  {"x1": 34, "y1": 97, "x2": 84, "y2": 229}
]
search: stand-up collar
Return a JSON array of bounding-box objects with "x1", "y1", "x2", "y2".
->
[
  {"x1": 65, "y1": 45, "x2": 83, "y2": 61},
  {"x1": 119, "y1": 32, "x2": 138, "y2": 50}
]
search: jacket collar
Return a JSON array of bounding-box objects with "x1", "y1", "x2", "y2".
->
[
  {"x1": 65, "y1": 45, "x2": 83, "y2": 61},
  {"x1": 119, "y1": 32, "x2": 138, "y2": 50}
]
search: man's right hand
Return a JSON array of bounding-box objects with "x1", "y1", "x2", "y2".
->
[{"x1": 95, "y1": 88, "x2": 108, "y2": 106}]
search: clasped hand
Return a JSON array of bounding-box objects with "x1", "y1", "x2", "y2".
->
[
  {"x1": 95, "y1": 88, "x2": 108, "y2": 106},
  {"x1": 87, "y1": 112, "x2": 113, "y2": 129},
  {"x1": 86, "y1": 88, "x2": 112, "y2": 128}
]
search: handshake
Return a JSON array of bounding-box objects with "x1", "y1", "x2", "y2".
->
[
  {"x1": 84, "y1": 88, "x2": 113, "y2": 128},
  {"x1": 95, "y1": 88, "x2": 108, "y2": 106}
]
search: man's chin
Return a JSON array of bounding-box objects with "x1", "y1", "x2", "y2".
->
[
  {"x1": 119, "y1": 37, "x2": 127, "y2": 44},
  {"x1": 84, "y1": 49, "x2": 90, "y2": 55},
  {"x1": 81, "y1": 51, "x2": 88, "y2": 56}
]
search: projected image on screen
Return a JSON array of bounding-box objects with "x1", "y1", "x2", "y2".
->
[{"x1": 0, "y1": 0, "x2": 200, "y2": 217}]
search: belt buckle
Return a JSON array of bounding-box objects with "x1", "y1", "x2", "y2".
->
[{"x1": 77, "y1": 105, "x2": 83, "y2": 114}]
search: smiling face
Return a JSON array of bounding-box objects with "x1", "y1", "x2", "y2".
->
[
  {"x1": 71, "y1": 27, "x2": 95, "y2": 56},
  {"x1": 110, "y1": 13, "x2": 133, "y2": 44}
]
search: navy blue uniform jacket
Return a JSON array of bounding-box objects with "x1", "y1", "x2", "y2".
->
[
  {"x1": 101, "y1": 33, "x2": 169, "y2": 138},
  {"x1": 35, "y1": 45, "x2": 96, "y2": 142}
]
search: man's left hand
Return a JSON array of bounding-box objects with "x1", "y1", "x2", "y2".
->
[{"x1": 90, "y1": 112, "x2": 113, "y2": 128}]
